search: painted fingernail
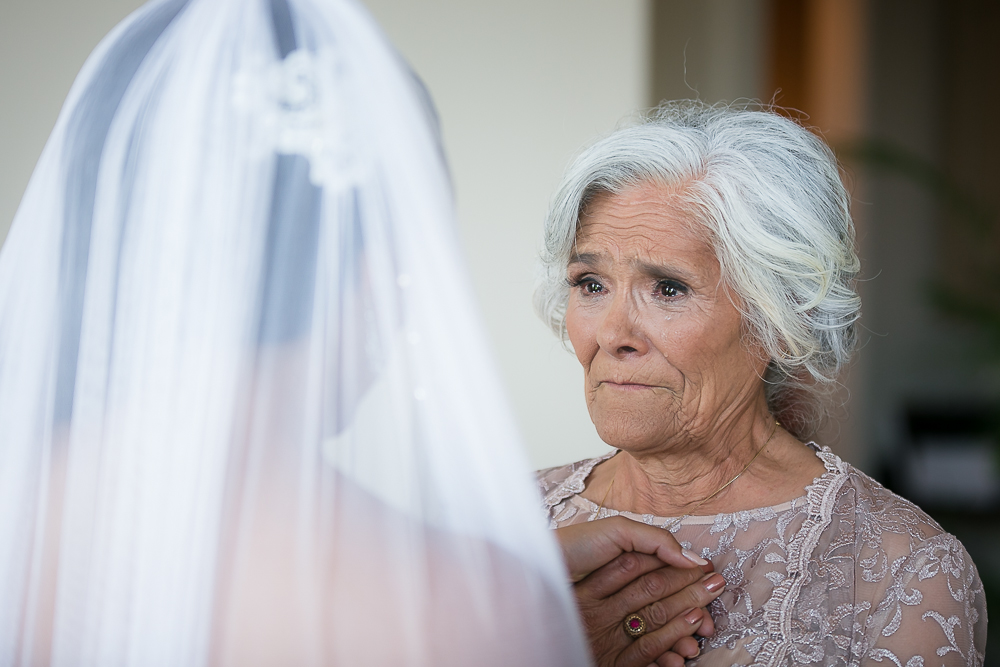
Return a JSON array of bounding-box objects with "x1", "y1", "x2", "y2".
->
[
  {"x1": 682, "y1": 548, "x2": 709, "y2": 566},
  {"x1": 684, "y1": 608, "x2": 702, "y2": 624},
  {"x1": 701, "y1": 572, "x2": 726, "y2": 592}
]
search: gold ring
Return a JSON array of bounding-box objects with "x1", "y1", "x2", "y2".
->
[{"x1": 624, "y1": 613, "x2": 646, "y2": 637}]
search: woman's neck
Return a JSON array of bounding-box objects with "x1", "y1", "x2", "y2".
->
[{"x1": 587, "y1": 406, "x2": 823, "y2": 518}]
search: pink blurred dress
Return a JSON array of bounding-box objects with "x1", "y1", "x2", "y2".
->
[{"x1": 539, "y1": 445, "x2": 987, "y2": 666}]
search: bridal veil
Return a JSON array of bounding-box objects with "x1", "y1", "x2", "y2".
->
[{"x1": 0, "y1": 0, "x2": 589, "y2": 664}]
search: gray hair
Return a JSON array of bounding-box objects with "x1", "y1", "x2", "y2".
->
[{"x1": 534, "y1": 101, "x2": 861, "y2": 437}]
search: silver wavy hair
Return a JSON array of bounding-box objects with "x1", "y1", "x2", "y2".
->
[{"x1": 534, "y1": 101, "x2": 862, "y2": 437}]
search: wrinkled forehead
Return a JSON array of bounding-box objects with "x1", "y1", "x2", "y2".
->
[{"x1": 574, "y1": 181, "x2": 717, "y2": 265}]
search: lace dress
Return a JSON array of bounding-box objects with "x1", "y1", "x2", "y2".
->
[{"x1": 538, "y1": 446, "x2": 987, "y2": 666}]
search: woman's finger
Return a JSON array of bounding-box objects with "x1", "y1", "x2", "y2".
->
[
  {"x1": 631, "y1": 572, "x2": 725, "y2": 633},
  {"x1": 695, "y1": 608, "x2": 715, "y2": 638},
  {"x1": 655, "y1": 651, "x2": 687, "y2": 667},
  {"x1": 575, "y1": 552, "x2": 669, "y2": 600},
  {"x1": 599, "y1": 564, "x2": 715, "y2": 623},
  {"x1": 617, "y1": 607, "x2": 705, "y2": 667},
  {"x1": 669, "y1": 635, "x2": 700, "y2": 659},
  {"x1": 556, "y1": 516, "x2": 709, "y2": 582}
]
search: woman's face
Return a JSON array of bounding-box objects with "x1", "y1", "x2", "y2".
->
[{"x1": 565, "y1": 182, "x2": 768, "y2": 453}]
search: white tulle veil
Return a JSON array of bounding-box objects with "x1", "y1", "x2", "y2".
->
[{"x1": 0, "y1": 0, "x2": 590, "y2": 664}]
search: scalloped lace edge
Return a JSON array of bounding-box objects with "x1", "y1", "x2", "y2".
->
[
  {"x1": 542, "y1": 452, "x2": 615, "y2": 509},
  {"x1": 751, "y1": 447, "x2": 849, "y2": 667}
]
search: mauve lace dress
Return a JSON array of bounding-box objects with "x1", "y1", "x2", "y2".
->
[{"x1": 538, "y1": 446, "x2": 987, "y2": 666}]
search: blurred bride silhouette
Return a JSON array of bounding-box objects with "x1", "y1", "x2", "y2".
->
[{"x1": 0, "y1": 0, "x2": 591, "y2": 664}]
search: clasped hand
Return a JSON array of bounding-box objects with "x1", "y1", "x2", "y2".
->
[{"x1": 557, "y1": 517, "x2": 725, "y2": 667}]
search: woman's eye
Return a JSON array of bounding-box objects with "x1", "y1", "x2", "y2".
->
[
  {"x1": 569, "y1": 276, "x2": 605, "y2": 295},
  {"x1": 657, "y1": 281, "x2": 686, "y2": 298}
]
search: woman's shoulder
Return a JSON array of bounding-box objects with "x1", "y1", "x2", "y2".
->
[
  {"x1": 824, "y1": 453, "x2": 982, "y2": 584},
  {"x1": 834, "y1": 456, "x2": 948, "y2": 543},
  {"x1": 822, "y1": 455, "x2": 987, "y2": 662},
  {"x1": 536, "y1": 452, "x2": 615, "y2": 509},
  {"x1": 803, "y1": 448, "x2": 969, "y2": 568}
]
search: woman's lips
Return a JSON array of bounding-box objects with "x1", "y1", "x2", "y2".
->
[{"x1": 598, "y1": 381, "x2": 661, "y2": 390}]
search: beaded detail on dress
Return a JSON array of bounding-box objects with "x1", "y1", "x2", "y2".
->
[{"x1": 538, "y1": 446, "x2": 987, "y2": 667}]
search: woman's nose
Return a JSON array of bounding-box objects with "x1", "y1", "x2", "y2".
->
[{"x1": 595, "y1": 292, "x2": 649, "y2": 358}]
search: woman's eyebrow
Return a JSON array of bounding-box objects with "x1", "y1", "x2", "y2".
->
[
  {"x1": 569, "y1": 253, "x2": 699, "y2": 283},
  {"x1": 631, "y1": 259, "x2": 696, "y2": 283},
  {"x1": 567, "y1": 251, "x2": 603, "y2": 267}
]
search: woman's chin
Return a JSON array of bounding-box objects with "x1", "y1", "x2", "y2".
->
[
  {"x1": 592, "y1": 416, "x2": 673, "y2": 453},
  {"x1": 589, "y1": 396, "x2": 679, "y2": 450}
]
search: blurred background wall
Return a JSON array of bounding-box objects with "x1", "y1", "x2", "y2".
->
[
  {"x1": 360, "y1": 0, "x2": 647, "y2": 470},
  {"x1": 2, "y1": 4, "x2": 999, "y2": 608}
]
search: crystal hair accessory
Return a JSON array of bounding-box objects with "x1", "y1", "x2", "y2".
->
[{"x1": 233, "y1": 48, "x2": 365, "y2": 189}]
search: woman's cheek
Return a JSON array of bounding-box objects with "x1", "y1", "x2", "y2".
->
[{"x1": 565, "y1": 301, "x2": 595, "y2": 358}]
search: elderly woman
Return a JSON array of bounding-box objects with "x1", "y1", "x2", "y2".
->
[{"x1": 538, "y1": 103, "x2": 987, "y2": 666}]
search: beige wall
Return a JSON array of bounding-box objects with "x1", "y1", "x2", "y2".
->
[
  {"x1": 651, "y1": 0, "x2": 766, "y2": 106},
  {"x1": 361, "y1": 0, "x2": 652, "y2": 468},
  {"x1": 0, "y1": 0, "x2": 146, "y2": 243}
]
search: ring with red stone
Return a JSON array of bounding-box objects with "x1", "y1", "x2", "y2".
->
[{"x1": 623, "y1": 613, "x2": 647, "y2": 638}]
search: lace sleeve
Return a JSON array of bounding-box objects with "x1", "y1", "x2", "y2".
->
[{"x1": 862, "y1": 533, "x2": 987, "y2": 667}]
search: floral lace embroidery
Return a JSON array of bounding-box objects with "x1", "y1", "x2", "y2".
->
[
  {"x1": 538, "y1": 448, "x2": 987, "y2": 666},
  {"x1": 539, "y1": 452, "x2": 614, "y2": 511}
]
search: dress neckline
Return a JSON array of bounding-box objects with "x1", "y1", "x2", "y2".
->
[{"x1": 547, "y1": 443, "x2": 842, "y2": 527}]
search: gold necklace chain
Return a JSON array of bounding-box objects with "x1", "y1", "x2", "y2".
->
[{"x1": 595, "y1": 419, "x2": 781, "y2": 531}]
